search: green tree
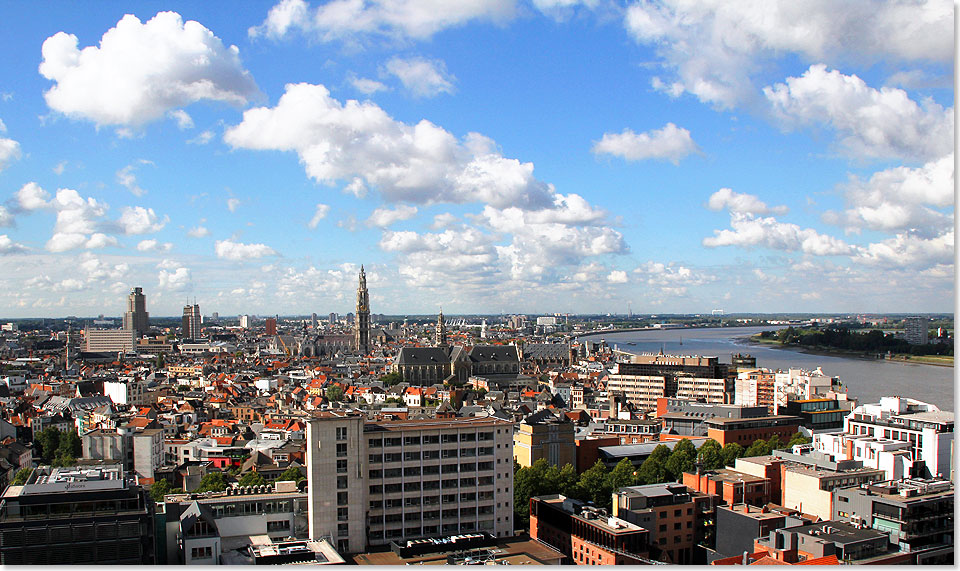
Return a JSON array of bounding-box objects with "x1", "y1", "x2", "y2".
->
[
  {"x1": 696, "y1": 439, "x2": 726, "y2": 470},
  {"x1": 787, "y1": 432, "x2": 811, "y2": 447},
  {"x1": 277, "y1": 465, "x2": 305, "y2": 482},
  {"x1": 721, "y1": 442, "x2": 744, "y2": 466},
  {"x1": 637, "y1": 444, "x2": 672, "y2": 484},
  {"x1": 380, "y1": 372, "x2": 404, "y2": 386},
  {"x1": 606, "y1": 458, "x2": 638, "y2": 492},
  {"x1": 11, "y1": 467, "x2": 32, "y2": 485},
  {"x1": 238, "y1": 470, "x2": 267, "y2": 487},
  {"x1": 664, "y1": 439, "x2": 697, "y2": 481},
  {"x1": 766, "y1": 435, "x2": 783, "y2": 452},
  {"x1": 743, "y1": 438, "x2": 771, "y2": 458},
  {"x1": 325, "y1": 385, "x2": 344, "y2": 402},
  {"x1": 576, "y1": 460, "x2": 612, "y2": 510},
  {"x1": 556, "y1": 463, "x2": 579, "y2": 497},
  {"x1": 150, "y1": 479, "x2": 173, "y2": 502},
  {"x1": 193, "y1": 471, "x2": 228, "y2": 493},
  {"x1": 38, "y1": 427, "x2": 61, "y2": 463}
]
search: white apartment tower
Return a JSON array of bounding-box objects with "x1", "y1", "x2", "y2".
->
[{"x1": 306, "y1": 412, "x2": 515, "y2": 554}]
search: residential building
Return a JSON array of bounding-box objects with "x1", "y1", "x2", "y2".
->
[
  {"x1": 513, "y1": 410, "x2": 575, "y2": 469},
  {"x1": 712, "y1": 504, "x2": 813, "y2": 561},
  {"x1": 782, "y1": 397, "x2": 847, "y2": 431},
  {"x1": 682, "y1": 468, "x2": 772, "y2": 507},
  {"x1": 132, "y1": 428, "x2": 164, "y2": 484},
  {"x1": 612, "y1": 483, "x2": 718, "y2": 564},
  {"x1": 84, "y1": 327, "x2": 136, "y2": 353},
  {"x1": 305, "y1": 412, "x2": 515, "y2": 554},
  {"x1": 903, "y1": 316, "x2": 928, "y2": 345},
  {"x1": 734, "y1": 369, "x2": 776, "y2": 412},
  {"x1": 607, "y1": 355, "x2": 729, "y2": 409},
  {"x1": 122, "y1": 286, "x2": 149, "y2": 337},
  {"x1": 754, "y1": 520, "x2": 902, "y2": 564},
  {"x1": 103, "y1": 376, "x2": 147, "y2": 407},
  {"x1": 182, "y1": 304, "x2": 201, "y2": 340},
  {"x1": 265, "y1": 317, "x2": 277, "y2": 336},
  {"x1": 704, "y1": 415, "x2": 803, "y2": 447},
  {"x1": 530, "y1": 494, "x2": 653, "y2": 565},
  {"x1": 0, "y1": 464, "x2": 155, "y2": 564}
]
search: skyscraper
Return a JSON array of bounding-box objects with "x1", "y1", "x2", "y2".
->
[
  {"x1": 265, "y1": 317, "x2": 277, "y2": 336},
  {"x1": 122, "y1": 287, "x2": 149, "y2": 337},
  {"x1": 435, "y1": 308, "x2": 446, "y2": 346},
  {"x1": 355, "y1": 265, "x2": 370, "y2": 353},
  {"x1": 182, "y1": 303, "x2": 201, "y2": 340}
]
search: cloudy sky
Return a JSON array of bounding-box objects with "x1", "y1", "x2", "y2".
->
[{"x1": 0, "y1": 0, "x2": 953, "y2": 318}]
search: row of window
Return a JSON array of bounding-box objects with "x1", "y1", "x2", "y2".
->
[
  {"x1": 368, "y1": 477, "x2": 494, "y2": 494},
  {"x1": 368, "y1": 448, "x2": 495, "y2": 462},
  {"x1": 369, "y1": 492, "x2": 498, "y2": 509},
  {"x1": 368, "y1": 432, "x2": 496, "y2": 447},
  {"x1": 368, "y1": 462, "x2": 494, "y2": 478}
]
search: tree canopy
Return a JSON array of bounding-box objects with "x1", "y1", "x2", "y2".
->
[
  {"x1": 193, "y1": 471, "x2": 228, "y2": 493},
  {"x1": 325, "y1": 385, "x2": 344, "y2": 402},
  {"x1": 238, "y1": 470, "x2": 267, "y2": 487}
]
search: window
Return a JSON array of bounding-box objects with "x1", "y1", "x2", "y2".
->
[
  {"x1": 369, "y1": 438, "x2": 382, "y2": 448},
  {"x1": 338, "y1": 492, "x2": 349, "y2": 505},
  {"x1": 191, "y1": 546, "x2": 212, "y2": 560},
  {"x1": 337, "y1": 459, "x2": 348, "y2": 473},
  {"x1": 267, "y1": 520, "x2": 291, "y2": 532},
  {"x1": 423, "y1": 435, "x2": 440, "y2": 444},
  {"x1": 337, "y1": 507, "x2": 349, "y2": 521},
  {"x1": 337, "y1": 476, "x2": 347, "y2": 489},
  {"x1": 336, "y1": 443, "x2": 348, "y2": 457},
  {"x1": 369, "y1": 469, "x2": 383, "y2": 479},
  {"x1": 385, "y1": 437, "x2": 402, "y2": 447},
  {"x1": 674, "y1": 509, "x2": 681, "y2": 517},
  {"x1": 369, "y1": 454, "x2": 382, "y2": 464},
  {"x1": 336, "y1": 426, "x2": 347, "y2": 441},
  {"x1": 659, "y1": 524, "x2": 667, "y2": 532},
  {"x1": 337, "y1": 523, "x2": 349, "y2": 537},
  {"x1": 404, "y1": 436, "x2": 421, "y2": 446}
]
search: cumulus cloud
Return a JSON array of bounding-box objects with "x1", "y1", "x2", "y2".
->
[
  {"x1": 45, "y1": 189, "x2": 111, "y2": 252},
  {"x1": 116, "y1": 160, "x2": 153, "y2": 196},
  {"x1": 40, "y1": 11, "x2": 259, "y2": 129},
  {"x1": 380, "y1": 226, "x2": 500, "y2": 288},
  {"x1": 187, "y1": 225, "x2": 210, "y2": 238},
  {"x1": 707, "y1": 187, "x2": 788, "y2": 215},
  {"x1": 592, "y1": 123, "x2": 698, "y2": 164},
  {"x1": 158, "y1": 266, "x2": 191, "y2": 290},
  {"x1": 607, "y1": 270, "x2": 628, "y2": 283},
  {"x1": 0, "y1": 119, "x2": 21, "y2": 172},
  {"x1": 0, "y1": 207, "x2": 13, "y2": 227},
  {"x1": 703, "y1": 212, "x2": 852, "y2": 256},
  {"x1": 117, "y1": 206, "x2": 168, "y2": 234},
  {"x1": 853, "y1": 230, "x2": 953, "y2": 268},
  {"x1": 625, "y1": 0, "x2": 954, "y2": 108},
  {"x1": 0, "y1": 235, "x2": 27, "y2": 254},
  {"x1": 214, "y1": 239, "x2": 278, "y2": 260},
  {"x1": 167, "y1": 109, "x2": 194, "y2": 129},
  {"x1": 248, "y1": 0, "x2": 516, "y2": 42},
  {"x1": 349, "y1": 75, "x2": 388, "y2": 95},
  {"x1": 16, "y1": 182, "x2": 52, "y2": 210},
  {"x1": 367, "y1": 205, "x2": 418, "y2": 227},
  {"x1": 307, "y1": 203, "x2": 330, "y2": 229},
  {"x1": 188, "y1": 130, "x2": 215, "y2": 145},
  {"x1": 633, "y1": 260, "x2": 714, "y2": 297},
  {"x1": 384, "y1": 56, "x2": 456, "y2": 98},
  {"x1": 137, "y1": 239, "x2": 173, "y2": 252},
  {"x1": 764, "y1": 65, "x2": 953, "y2": 161},
  {"x1": 224, "y1": 82, "x2": 557, "y2": 209},
  {"x1": 822, "y1": 155, "x2": 953, "y2": 236}
]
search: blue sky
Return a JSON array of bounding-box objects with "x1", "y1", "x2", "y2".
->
[{"x1": 0, "y1": 0, "x2": 953, "y2": 318}]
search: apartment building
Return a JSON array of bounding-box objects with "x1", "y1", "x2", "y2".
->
[
  {"x1": 513, "y1": 410, "x2": 575, "y2": 469},
  {"x1": 607, "y1": 354, "x2": 730, "y2": 409},
  {"x1": 306, "y1": 412, "x2": 515, "y2": 554},
  {"x1": 84, "y1": 327, "x2": 137, "y2": 353}
]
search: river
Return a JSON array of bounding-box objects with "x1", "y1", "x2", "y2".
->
[{"x1": 582, "y1": 326, "x2": 955, "y2": 410}]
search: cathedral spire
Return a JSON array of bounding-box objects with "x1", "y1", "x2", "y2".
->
[
  {"x1": 355, "y1": 264, "x2": 370, "y2": 353},
  {"x1": 436, "y1": 307, "x2": 447, "y2": 346}
]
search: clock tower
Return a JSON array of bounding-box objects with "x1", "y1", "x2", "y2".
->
[{"x1": 355, "y1": 265, "x2": 370, "y2": 353}]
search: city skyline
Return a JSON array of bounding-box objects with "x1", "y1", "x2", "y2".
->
[{"x1": 0, "y1": 1, "x2": 953, "y2": 318}]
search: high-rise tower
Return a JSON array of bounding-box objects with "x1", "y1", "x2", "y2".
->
[
  {"x1": 355, "y1": 265, "x2": 370, "y2": 353},
  {"x1": 182, "y1": 303, "x2": 201, "y2": 340},
  {"x1": 436, "y1": 308, "x2": 447, "y2": 346},
  {"x1": 122, "y1": 287, "x2": 149, "y2": 337}
]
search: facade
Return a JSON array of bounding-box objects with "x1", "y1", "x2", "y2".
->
[
  {"x1": 713, "y1": 503, "x2": 811, "y2": 560},
  {"x1": 132, "y1": 428, "x2": 164, "y2": 484},
  {"x1": 84, "y1": 327, "x2": 136, "y2": 353},
  {"x1": 734, "y1": 369, "x2": 776, "y2": 412},
  {"x1": 182, "y1": 304, "x2": 201, "y2": 340},
  {"x1": 0, "y1": 464, "x2": 155, "y2": 565},
  {"x1": 754, "y1": 520, "x2": 894, "y2": 563},
  {"x1": 513, "y1": 410, "x2": 576, "y2": 469},
  {"x1": 608, "y1": 355, "x2": 729, "y2": 409},
  {"x1": 306, "y1": 412, "x2": 515, "y2": 554},
  {"x1": 783, "y1": 397, "x2": 846, "y2": 431},
  {"x1": 122, "y1": 286, "x2": 149, "y2": 337},
  {"x1": 676, "y1": 376, "x2": 732, "y2": 404},
  {"x1": 832, "y1": 478, "x2": 953, "y2": 558},
  {"x1": 704, "y1": 415, "x2": 803, "y2": 447},
  {"x1": 530, "y1": 494, "x2": 652, "y2": 565},
  {"x1": 612, "y1": 483, "x2": 718, "y2": 564},
  {"x1": 682, "y1": 468, "x2": 772, "y2": 507},
  {"x1": 103, "y1": 377, "x2": 147, "y2": 407},
  {"x1": 903, "y1": 316, "x2": 928, "y2": 345},
  {"x1": 354, "y1": 266, "x2": 370, "y2": 353}
]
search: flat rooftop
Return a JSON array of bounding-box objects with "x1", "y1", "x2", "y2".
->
[
  {"x1": 352, "y1": 538, "x2": 565, "y2": 565},
  {"x1": 4, "y1": 464, "x2": 128, "y2": 497}
]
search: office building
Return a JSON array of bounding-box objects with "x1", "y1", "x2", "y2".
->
[
  {"x1": 182, "y1": 303, "x2": 201, "y2": 340},
  {"x1": 265, "y1": 317, "x2": 277, "y2": 336},
  {"x1": 84, "y1": 327, "x2": 136, "y2": 353},
  {"x1": 305, "y1": 412, "x2": 515, "y2": 554},
  {"x1": 0, "y1": 464, "x2": 155, "y2": 564},
  {"x1": 122, "y1": 286, "x2": 149, "y2": 337},
  {"x1": 513, "y1": 410, "x2": 575, "y2": 469},
  {"x1": 607, "y1": 354, "x2": 730, "y2": 408}
]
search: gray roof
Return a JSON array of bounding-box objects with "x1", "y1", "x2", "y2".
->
[
  {"x1": 523, "y1": 343, "x2": 570, "y2": 359},
  {"x1": 468, "y1": 345, "x2": 519, "y2": 363},
  {"x1": 598, "y1": 438, "x2": 707, "y2": 458},
  {"x1": 394, "y1": 347, "x2": 450, "y2": 366}
]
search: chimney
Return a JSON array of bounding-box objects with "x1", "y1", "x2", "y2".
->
[{"x1": 742, "y1": 551, "x2": 749, "y2": 565}]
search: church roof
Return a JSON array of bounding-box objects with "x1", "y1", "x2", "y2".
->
[
  {"x1": 468, "y1": 345, "x2": 519, "y2": 363},
  {"x1": 394, "y1": 347, "x2": 451, "y2": 366}
]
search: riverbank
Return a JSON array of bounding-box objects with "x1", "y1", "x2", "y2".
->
[{"x1": 745, "y1": 334, "x2": 954, "y2": 368}]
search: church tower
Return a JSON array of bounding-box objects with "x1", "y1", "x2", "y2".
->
[
  {"x1": 435, "y1": 308, "x2": 447, "y2": 346},
  {"x1": 355, "y1": 265, "x2": 370, "y2": 353}
]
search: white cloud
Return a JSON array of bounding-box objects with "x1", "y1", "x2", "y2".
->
[
  {"x1": 592, "y1": 123, "x2": 698, "y2": 164},
  {"x1": 764, "y1": 65, "x2": 953, "y2": 161},
  {"x1": 188, "y1": 130, "x2": 215, "y2": 145},
  {"x1": 606, "y1": 270, "x2": 628, "y2": 283},
  {"x1": 16, "y1": 182, "x2": 51, "y2": 210},
  {"x1": 224, "y1": 83, "x2": 556, "y2": 209},
  {"x1": 0, "y1": 207, "x2": 12, "y2": 227},
  {"x1": 227, "y1": 198, "x2": 241, "y2": 212},
  {"x1": 53, "y1": 161, "x2": 68, "y2": 175},
  {"x1": 624, "y1": 0, "x2": 954, "y2": 108},
  {"x1": 45, "y1": 188, "x2": 110, "y2": 252},
  {"x1": 349, "y1": 75, "x2": 388, "y2": 95},
  {"x1": 0, "y1": 128, "x2": 20, "y2": 172},
  {"x1": 215, "y1": 239, "x2": 279, "y2": 260},
  {"x1": 431, "y1": 212, "x2": 458, "y2": 229},
  {"x1": 168, "y1": 109, "x2": 194, "y2": 129},
  {"x1": 703, "y1": 212, "x2": 852, "y2": 256},
  {"x1": 158, "y1": 266, "x2": 191, "y2": 290},
  {"x1": 84, "y1": 233, "x2": 119, "y2": 249},
  {"x1": 307, "y1": 203, "x2": 330, "y2": 229},
  {"x1": 249, "y1": 0, "x2": 516, "y2": 42},
  {"x1": 187, "y1": 225, "x2": 210, "y2": 238},
  {"x1": 116, "y1": 161, "x2": 152, "y2": 196},
  {"x1": 384, "y1": 56, "x2": 455, "y2": 98},
  {"x1": 137, "y1": 239, "x2": 173, "y2": 252},
  {"x1": 380, "y1": 227, "x2": 500, "y2": 289},
  {"x1": 77, "y1": 253, "x2": 129, "y2": 281},
  {"x1": 0, "y1": 235, "x2": 27, "y2": 254},
  {"x1": 707, "y1": 187, "x2": 788, "y2": 215},
  {"x1": 117, "y1": 206, "x2": 168, "y2": 234},
  {"x1": 367, "y1": 205, "x2": 418, "y2": 227},
  {"x1": 40, "y1": 11, "x2": 259, "y2": 129},
  {"x1": 632, "y1": 260, "x2": 714, "y2": 297},
  {"x1": 853, "y1": 230, "x2": 953, "y2": 268},
  {"x1": 823, "y1": 154, "x2": 953, "y2": 236}
]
